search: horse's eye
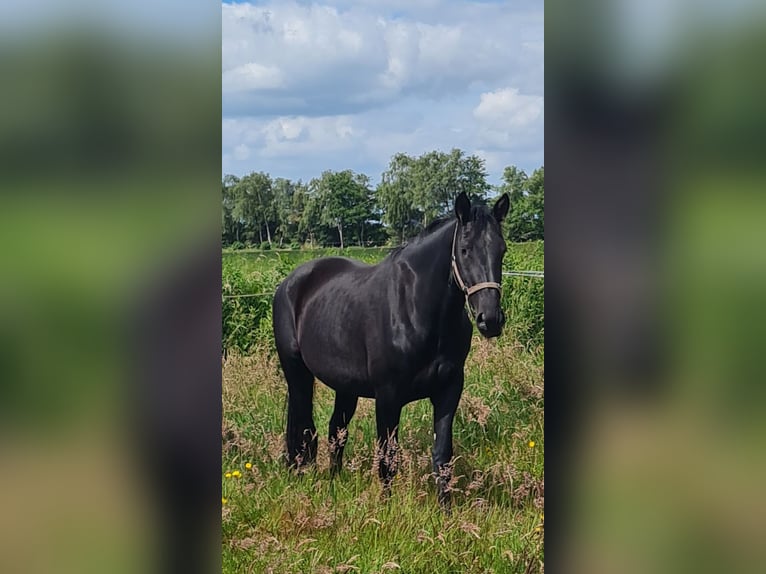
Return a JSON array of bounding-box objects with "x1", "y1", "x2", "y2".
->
[{"x1": 461, "y1": 248, "x2": 468, "y2": 256}]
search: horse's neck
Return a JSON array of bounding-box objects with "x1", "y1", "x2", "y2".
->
[{"x1": 401, "y1": 221, "x2": 465, "y2": 320}]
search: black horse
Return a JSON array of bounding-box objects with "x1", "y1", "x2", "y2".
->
[{"x1": 272, "y1": 192, "x2": 509, "y2": 507}]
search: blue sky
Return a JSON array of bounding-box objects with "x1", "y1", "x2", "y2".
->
[{"x1": 222, "y1": 0, "x2": 543, "y2": 186}]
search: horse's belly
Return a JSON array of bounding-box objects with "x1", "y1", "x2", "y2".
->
[
  {"x1": 309, "y1": 361, "x2": 376, "y2": 398},
  {"x1": 316, "y1": 374, "x2": 376, "y2": 398},
  {"x1": 296, "y1": 289, "x2": 377, "y2": 397},
  {"x1": 300, "y1": 341, "x2": 375, "y2": 398}
]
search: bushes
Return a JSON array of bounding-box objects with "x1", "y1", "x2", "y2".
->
[
  {"x1": 222, "y1": 256, "x2": 284, "y2": 353},
  {"x1": 501, "y1": 241, "x2": 544, "y2": 350},
  {"x1": 222, "y1": 244, "x2": 544, "y2": 354}
]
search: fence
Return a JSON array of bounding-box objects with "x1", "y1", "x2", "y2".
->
[{"x1": 222, "y1": 270, "x2": 543, "y2": 300}]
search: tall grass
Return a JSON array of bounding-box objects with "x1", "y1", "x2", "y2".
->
[
  {"x1": 501, "y1": 242, "x2": 544, "y2": 350},
  {"x1": 223, "y1": 340, "x2": 543, "y2": 573},
  {"x1": 222, "y1": 244, "x2": 544, "y2": 573}
]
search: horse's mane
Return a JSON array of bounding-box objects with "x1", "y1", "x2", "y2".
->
[
  {"x1": 386, "y1": 215, "x2": 453, "y2": 259},
  {"x1": 386, "y1": 205, "x2": 494, "y2": 260}
]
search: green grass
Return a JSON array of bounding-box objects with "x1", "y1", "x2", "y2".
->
[
  {"x1": 222, "y1": 247, "x2": 544, "y2": 573},
  {"x1": 222, "y1": 242, "x2": 544, "y2": 354}
]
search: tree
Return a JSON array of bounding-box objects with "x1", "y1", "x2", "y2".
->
[
  {"x1": 419, "y1": 149, "x2": 490, "y2": 223},
  {"x1": 377, "y1": 149, "x2": 491, "y2": 243},
  {"x1": 498, "y1": 165, "x2": 544, "y2": 242},
  {"x1": 222, "y1": 174, "x2": 240, "y2": 245},
  {"x1": 525, "y1": 166, "x2": 544, "y2": 240},
  {"x1": 221, "y1": 155, "x2": 542, "y2": 248},
  {"x1": 310, "y1": 170, "x2": 374, "y2": 248},
  {"x1": 454, "y1": 151, "x2": 492, "y2": 203},
  {"x1": 299, "y1": 187, "x2": 322, "y2": 247},
  {"x1": 349, "y1": 172, "x2": 376, "y2": 246},
  {"x1": 377, "y1": 153, "x2": 419, "y2": 245},
  {"x1": 273, "y1": 177, "x2": 297, "y2": 247},
  {"x1": 232, "y1": 172, "x2": 274, "y2": 246}
]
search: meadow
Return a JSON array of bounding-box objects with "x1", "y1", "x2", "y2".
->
[{"x1": 222, "y1": 244, "x2": 544, "y2": 573}]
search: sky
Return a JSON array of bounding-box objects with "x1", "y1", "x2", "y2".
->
[{"x1": 222, "y1": 0, "x2": 543, "y2": 187}]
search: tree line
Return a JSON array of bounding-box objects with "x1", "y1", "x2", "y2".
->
[{"x1": 222, "y1": 148, "x2": 543, "y2": 249}]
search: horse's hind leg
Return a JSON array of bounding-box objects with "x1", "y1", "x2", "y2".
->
[
  {"x1": 274, "y1": 286, "x2": 317, "y2": 470},
  {"x1": 282, "y1": 355, "x2": 317, "y2": 470},
  {"x1": 328, "y1": 392, "x2": 358, "y2": 476}
]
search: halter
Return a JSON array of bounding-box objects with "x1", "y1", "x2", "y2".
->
[{"x1": 450, "y1": 222, "x2": 501, "y2": 314}]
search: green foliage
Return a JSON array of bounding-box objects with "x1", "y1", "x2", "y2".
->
[
  {"x1": 272, "y1": 177, "x2": 299, "y2": 246},
  {"x1": 232, "y1": 172, "x2": 271, "y2": 243},
  {"x1": 222, "y1": 245, "x2": 543, "y2": 353},
  {"x1": 222, "y1": 150, "x2": 542, "y2": 250},
  {"x1": 222, "y1": 174, "x2": 241, "y2": 245},
  {"x1": 376, "y1": 149, "x2": 491, "y2": 244},
  {"x1": 498, "y1": 166, "x2": 544, "y2": 242},
  {"x1": 376, "y1": 153, "x2": 419, "y2": 244},
  {"x1": 310, "y1": 170, "x2": 376, "y2": 248},
  {"x1": 502, "y1": 241, "x2": 544, "y2": 349},
  {"x1": 222, "y1": 255, "x2": 284, "y2": 353},
  {"x1": 259, "y1": 241, "x2": 271, "y2": 251}
]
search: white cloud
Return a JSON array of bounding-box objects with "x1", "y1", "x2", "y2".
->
[
  {"x1": 471, "y1": 88, "x2": 544, "y2": 162},
  {"x1": 223, "y1": 93, "x2": 543, "y2": 186},
  {"x1": 474, "y1": 88, "x2": 543, "y2": 130},
  {"x1": 223, "y1": 114, "x2": 362, "y2": 163},
  {"x1": 222, "y1": 1, "x2": 541, "y2": 117},
  {"x1": 222, "y1": 1, "x2": 544, "y2": 183},
  {"x1": 222, "y1": 63, "x2": 285, "y2": 92}
]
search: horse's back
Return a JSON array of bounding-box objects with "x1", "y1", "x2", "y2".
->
[{"x1": 277, "y1": 256, "x2": 370, "y2": 308}]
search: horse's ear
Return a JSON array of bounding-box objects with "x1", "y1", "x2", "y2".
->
[
  {"x1": 493, "y1": 193, "x2": 510, "y2": 223},
  {"x1": 455, "y1": 192, "x2": 471, "y2": 224}
]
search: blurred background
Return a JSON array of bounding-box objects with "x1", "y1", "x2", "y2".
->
[
  {"x1": 0, "y1": 1, "x2": 220, "y2": 573},
  {"x1": 547, "y1": 0, "x2": 766, "y2": 572},
  {"x1": 3, "y1": 0, "x2": 766, "y2": 572}
]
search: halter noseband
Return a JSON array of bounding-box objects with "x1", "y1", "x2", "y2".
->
[{"x1": 450, "y1": 222, "x2": 501, "y2": 312}]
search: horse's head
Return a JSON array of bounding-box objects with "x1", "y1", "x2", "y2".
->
[{"x1": 452, "y1": 192, "x2": 510, "y2": 338}]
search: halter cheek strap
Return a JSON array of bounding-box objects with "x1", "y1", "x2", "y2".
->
[{"x1": 450, "y1": 222, "x2": 501, "y2": 310}]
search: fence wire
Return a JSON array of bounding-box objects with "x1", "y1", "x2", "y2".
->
[
  {"x1": 502, "y1": 270, "x2": 545, "y2": 278},
  {"x1": 222, "y1": 270, "x2": 543, "y2": 300}
]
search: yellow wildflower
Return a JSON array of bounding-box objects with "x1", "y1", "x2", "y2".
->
[
  {"x1": 225, "y1": 472, "x2": 232, "y2": 478},
  {"x1": 245, "y1": 462, "x2": 252, "y2": 470},
  {"x1": 528, "y1": 441, "x2": 536, "y2": 448},
  {"x1": 222, "y1": 497, "x2": 228, "y2": 505},
  {"x1": 232, "y1": 470, "x2": 242, "y2": 478}
]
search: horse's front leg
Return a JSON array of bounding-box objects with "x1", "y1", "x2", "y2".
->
[
  {"x1": 430, "y1": 374, "x2": 464, "y2": 511},
  {"x1": 374, "y1": 387, "x2": 403, "y2": 495}
]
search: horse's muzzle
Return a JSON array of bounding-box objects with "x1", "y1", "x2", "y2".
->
[{"x1": 476, "y1": 309, "x2": 505, "y2": 338}]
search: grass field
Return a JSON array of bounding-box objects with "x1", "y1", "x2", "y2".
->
[{"x1": 222, "y1": 246, "x2": 544, "y2": 573}]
